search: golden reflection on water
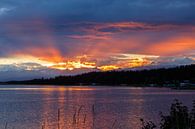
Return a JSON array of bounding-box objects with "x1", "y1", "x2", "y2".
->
[
  {"x1": 127, "y1": 88, "x2": 145, "y2": 129},
  {"x1": 0, "y1": 86, "x2": 95, "y2": 91},
  {"x1": 39, "y1": 86, "x2": 97, "y2": 129},
  {"x1": 1, "y1": 86, "x2": 194, "y2": 129}
]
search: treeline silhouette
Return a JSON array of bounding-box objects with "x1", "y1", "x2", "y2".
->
[{"x1": 6, "y1": 64, "x2": 195, "y2": 86}]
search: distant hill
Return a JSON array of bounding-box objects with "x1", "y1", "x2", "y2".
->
[{"x1": 4, "y1": 64, "x2": 195, "y2": 86}]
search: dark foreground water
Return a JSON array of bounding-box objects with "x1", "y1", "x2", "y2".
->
[{"x1": 0, "y1": 85, "x2": 194, "y2": 129}]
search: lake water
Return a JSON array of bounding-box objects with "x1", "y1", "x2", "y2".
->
[{"x1": 0, "y1": 85, "x2": 194, "y2": 129}]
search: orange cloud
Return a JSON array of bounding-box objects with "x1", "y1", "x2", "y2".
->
[
  {"x1": 14, "y1": 47, "x2": 63, "y2": 63},
  {"x1": 145, "y1": 36, "x2": 195, "y2": 56},
  {"x1": 2, "y1": 20, "x2": 195, "y2": 72},
  {"x1": 49, "y1": 61, "x2": 96, "y2": 70},
  {"x1": 97, "y1": 58, "x2": 152, "y2": 71},
  {"x1": 98, "y1": 65, "x2": 119, "y2": 71}
]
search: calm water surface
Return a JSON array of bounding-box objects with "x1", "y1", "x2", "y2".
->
[{"x1": 0, "y1": 85, "x2": 194, "y2": 129}]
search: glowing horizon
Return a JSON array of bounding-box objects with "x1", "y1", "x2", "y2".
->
[{"x1": 0, "y1": 53, "x2": 161, "y2": 71}]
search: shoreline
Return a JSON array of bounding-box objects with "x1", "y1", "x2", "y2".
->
[{"x1": 0, "y1": 83, "x2": 195, "y2": 90}]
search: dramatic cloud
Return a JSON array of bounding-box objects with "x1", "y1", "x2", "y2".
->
[{"x1": 0, "y1": 0, "x2": 195, "y2": 80}]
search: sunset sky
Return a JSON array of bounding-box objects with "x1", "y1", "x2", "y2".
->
[{"x1": 0, "y1": 0, "x2": 195, "y2": 81}]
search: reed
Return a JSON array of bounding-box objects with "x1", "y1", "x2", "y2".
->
[
  {"x1": 7, "y1": 100, "x2": 195, "y2": 129},
  {"x1": 58, "y1": 108, "x2": 61, "y2": 129},
  {"x1": 77, "y1": 105, "x2": 84, "y2": 125},
  {"x1": 4, "y1": 122, "x2": 7, "y2": 129},
  {"x1": 111, "y1": 119, "x2": 117, "y2": 129},
  {"x1": 72, "y1": 107, "x2": 77, "y2": 128},
  {"x1": 92, "y1": 104, "x2": 96, "y2": 129}
]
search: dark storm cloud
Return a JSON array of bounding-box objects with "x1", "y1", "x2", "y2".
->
[
  {"x1": 0, "y1": 0, "x2": 194, "y2": 54},
  {"x1": 0, "y1": 0, "x2": 195, "y2": 23},
  {"x1": 0, "y1": 20, "x2": 195, "y2": 58}
]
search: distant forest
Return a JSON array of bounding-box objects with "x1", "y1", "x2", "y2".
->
[{"x1": 5, "y1": 64, "x2": 195, "y2": 86}]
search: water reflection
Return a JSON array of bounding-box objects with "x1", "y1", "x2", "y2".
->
[
  {"x1": 0, "y1": 86, "x2": 95, "y2": 91},
  {"x1": 127, "y1": 88, "x2": 145, "y2": 129},
  {"x1": 39, "y1": 86, "x2": 98, "y2": 129},
  {"x1": 0, "y1": 85, "x2": 194, "y2": 129}
]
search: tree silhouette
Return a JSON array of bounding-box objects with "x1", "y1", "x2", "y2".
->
[{"x1": 5, "y1": 64, "x2": 195, "y2": 86}]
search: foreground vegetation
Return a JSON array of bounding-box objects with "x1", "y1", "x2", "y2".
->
[
  {"x1": 141, "y1": 99, "x2": 195, "y2": 129},
  {"x1": 1, "y1": 100, "x2": 195, "y2": 129},
  {"x1": 4, "y1": 64, "x2": 195, "y2": 86}
]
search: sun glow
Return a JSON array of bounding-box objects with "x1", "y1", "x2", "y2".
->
[
  {"x1": 0, "y1": 53, "x2": 160, "y2": 71},
  {"x1": 49, "y1": 61, "x2": 96, "y2": 70},
  {"x1": 98, "y1": 65, "x2": 119, "y2": 71},
  {"x1": 0, "y1": 55, "x2": 54, "y2": 66}
]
